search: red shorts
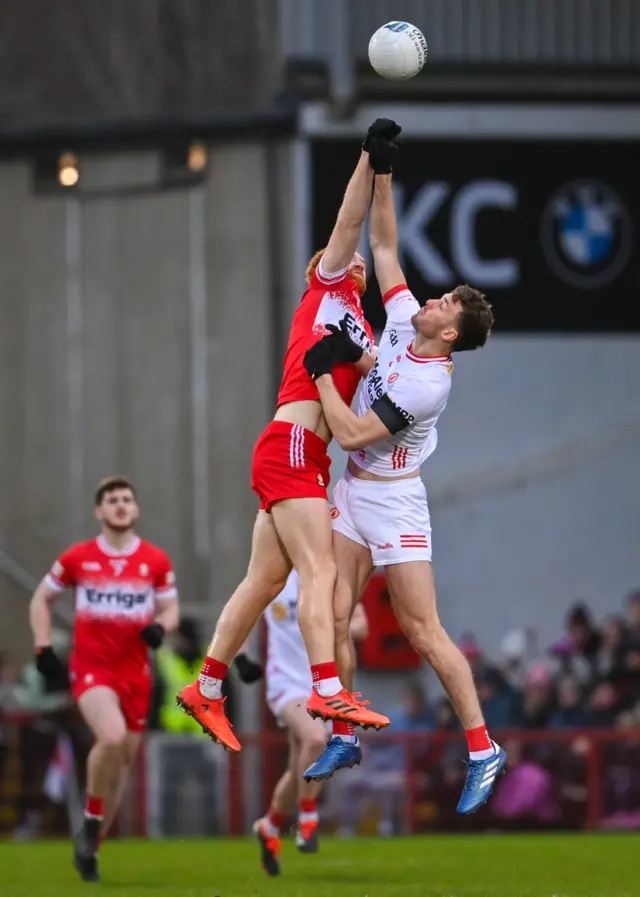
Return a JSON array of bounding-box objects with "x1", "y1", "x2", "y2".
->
[
  {"x1": 70, "y1": 667, "x2": 152, "y2": 733},
  {"x1": 251, "y1": 421, "x2": 332, "y2": 512}
]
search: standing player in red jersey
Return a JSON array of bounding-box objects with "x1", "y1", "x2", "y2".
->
[
  {"x1": 177, "y1": 121, "x2": 403, "y2": 747},
  {"x1": 28, "y1": 477, "x2": 179, "y2": 882}
]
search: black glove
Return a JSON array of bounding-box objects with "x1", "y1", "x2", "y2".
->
[
  {"x1": 324, "y1": 319, "x2": 365, "y2": 363},
  {"x1": 304, "y1": 318, "x2": 365, "y2": 380},
  {"x1": 140, "y1": 623, "x2": 165, "y2": 650},
  {"x1": 35, "y1": 646, "x2": 68, "y2": 688},
  {"x1": 368, "y1": 136, "x2": 400, "y2": 175},
  {"x1": 234, "y1": 653, "x2": 263, "y2": 684},
  {"x1": 362, "y1": 118, "x2": 402, "y2": 152},
  {"x1": 303, "y1": 338, "x2": 335, "y2": 380}
]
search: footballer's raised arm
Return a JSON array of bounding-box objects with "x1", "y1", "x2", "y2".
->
[
  {"x1": 320, "y1": 151, "x2": 374, "y2": 277},
  {"x1": 369, "y1": 173, "x2": 406, "y2": 296}
]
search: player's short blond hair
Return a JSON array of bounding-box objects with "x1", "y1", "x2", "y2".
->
[
  {"x1": 305, "y1": 248, "x2": 326, "y2": 285},
  {"x1": 94, "y1": 476, "x2": 137, "y2": 506}
]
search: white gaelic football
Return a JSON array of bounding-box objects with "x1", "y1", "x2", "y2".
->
[{"x1": 368, "y1": 21, "x2": 427, "y2": 80}]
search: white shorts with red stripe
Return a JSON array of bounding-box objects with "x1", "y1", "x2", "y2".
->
[{"x1": 330, "y1": 471, "x2": 432, "y2": 566}]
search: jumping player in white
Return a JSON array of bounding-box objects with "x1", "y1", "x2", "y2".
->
[
  {"x1": 302, "y1": 131, "x2": 506, "y2": 815},
  {"x1": 255, "y1": 569, "x2": 368, "y2": 876}
]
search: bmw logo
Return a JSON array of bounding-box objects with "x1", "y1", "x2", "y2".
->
[{"x1": 540, "y1": 179, "x2": 632, "y2": 289}]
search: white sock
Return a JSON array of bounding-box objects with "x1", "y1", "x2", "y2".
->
[
  {"x1": 333, "y1": 733, "x2": 359, "y2": 744},
  {"x1": 313, "y1": 677, "x2": 343, "y2": 697},
  {"x1": 470, "y1": 740, "x2": 500, "y2": 762},
  {"x1": 198, "y1": 674, "x2": 223, "y2": 699}
]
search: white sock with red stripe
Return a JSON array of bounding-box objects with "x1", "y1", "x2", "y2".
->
[{"x1": 311, "y1": 661, "x2": 343, "y2": 697}]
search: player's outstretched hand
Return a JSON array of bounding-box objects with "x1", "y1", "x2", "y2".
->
[
  {"x1": 35, "y1": 646, "x2": 68, "y2": 688},
  {"x1": 363, "y1": 118, "x2": 402, "y2": 149},
  {"x1": 234, "y1": 653, "x2": 263, "y2": 684},
  {"x1": 140, "y1": 622, "x2": 165, "y2": 650},
  {"x1": 368, "y1": 136, "x2": 400, "y2": 174}
]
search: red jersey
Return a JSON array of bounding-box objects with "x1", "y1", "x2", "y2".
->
[
  {"x1": 46, "y1": 535, "x2": 177, "y2": 678},
  {"x1": 277, "y1": 260, "x2": 374, "y2": 408}
]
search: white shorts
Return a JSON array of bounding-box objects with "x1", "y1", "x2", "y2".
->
[
  {"x1": 266, "y1": 673, "x2": 311, "y2": 724},
  {"x1": 331, "y1": 471, "x2": 432, "y2": 566}
]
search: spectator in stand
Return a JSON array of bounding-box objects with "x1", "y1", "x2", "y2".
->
[
  {"x1": 548, "y1": 676, "x2": 587, "y2": 729},
  {"x1": 516, "y1": 662, "x2": 556, "y2": 729},
  {"x1": 595, "y1": 616, "x2": 628, "y2": 685},
  {"x1": 584, "y1": 679, "x2": 622, "y2": 728}
]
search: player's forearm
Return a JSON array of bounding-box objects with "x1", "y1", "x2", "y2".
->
[
  {"x1": 29, "y1": 590, "x2": 53, "y2": 647},
  {"x1": 316, "y1": 375, "x2": 364, "y2": 451},
  {"x1": 369, "y1": 175, "x2": 398, "y2": 252},
  {"x1": 336, "y1": 152, "x2": 374, "y2": 229},
  {"x1": 155, "y1": 599, "x2": 179, "y2": 633}
]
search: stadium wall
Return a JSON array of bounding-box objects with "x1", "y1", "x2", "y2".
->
[{"x1": 0, "y1": 141, "x2": 296, "y2": 660}]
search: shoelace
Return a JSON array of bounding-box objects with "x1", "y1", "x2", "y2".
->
[
  {"x1": 461, "y1": 758, "x2": 485, "y2": 789},
  {"x1": 345, "y1": 691, "x2": 370, "y2": 707}
]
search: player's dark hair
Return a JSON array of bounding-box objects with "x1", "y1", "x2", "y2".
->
[
  {"x1": 94, "y1": 476, "x2": 137, "y2": 506},
  {"x1": 450, "y1": 285, "x2": 494, "y2": 353}
]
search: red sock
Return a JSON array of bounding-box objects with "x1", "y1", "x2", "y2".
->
[
  {"x1": 465, "y1": 725, "x2": 492, "y2": 753},
  {"x1": 333, "y1": 720, "x2": 355, "y2": 736},
  {"x1": 200, "y1": 656, "x2": 228, "y2": 680},
  {"x1": 299, "y1": 797, "x2": 318, "y2": 816},
  {"x1": 311, "y1": 661, "x2": 341, "y2": 696},
  {"x1": 266, "y1": 808, "x2": 288, "y2": 831},
  {"x1": 85, "y1": 796, "x2": 104, "y2": 819}
]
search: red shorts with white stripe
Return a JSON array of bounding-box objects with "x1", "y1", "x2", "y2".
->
[{"x1": 251, "y1": 421, "x2": 332, "y2": 512}]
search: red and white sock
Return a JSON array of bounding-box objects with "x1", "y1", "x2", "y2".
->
[
  {"x1": 311, "y1": 661, "x2": 343, "y2": 697},
  {"x1": 465, "y1": 724, "x2": 495, "y2": 761},
  {"x1": 198, "y1": 656, "x2": 228, "y2": 699},
  {"x1": 84, "y1": 795, "x2": 104, "y2": 822},
  {"x1": 298, "y1": 797, "x2": 319, "y2": 832},
  {"x1": 261, "y1": 808, "x2": 287, "y2": 838},
  {"x1": 332, "y1": 719, "x2": 358, "y2": 744}
]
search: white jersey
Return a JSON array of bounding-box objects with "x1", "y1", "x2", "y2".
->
[
  {"x1": 349, "y1": 284, "x2": 453, "y2": 477},
  {"x1": 265, "y1": 569, "x2": 310, "y2": 685}
]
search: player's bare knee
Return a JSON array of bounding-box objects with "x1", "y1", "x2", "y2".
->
[
  {"x1": 302, "y1": 729, "x2": 328, "y2": 758},
  {"x1": 97, "y1": 728, "x2": 128, "y2": 753},
  {"x1": 406, "y1": 622, "x2": 445, "y2": 664}
]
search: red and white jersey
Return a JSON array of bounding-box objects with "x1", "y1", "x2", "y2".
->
[
  {"x1": 350, "y1": 284, "x2": 453, "y2": 478},
  {"x1": 277, "y1": 258, "x2": 374, "y2": 408},
  {"x1": 264, "y1": 570, "x2": 310, "y2": 686},
  {"x1": 46, "y1": 535, "x2": 177, "y2": 677}
]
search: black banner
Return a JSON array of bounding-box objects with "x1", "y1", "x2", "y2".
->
[{"x1": 311, "y1": 139, "x2": 639, "y2": 332}]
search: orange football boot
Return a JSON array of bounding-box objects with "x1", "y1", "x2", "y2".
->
[
  {"x1": 176, "y1": 681, "x2": 241, "y2": 752},
  {"x1": 296, "y1": 819, "x2": 319, "y2": 853},
  {"x1": 253, "y1": 819, "x2": 281, "y2": 877},
  {"x1": 307, "y1": 688, "x2": 390, "y2": 730}
]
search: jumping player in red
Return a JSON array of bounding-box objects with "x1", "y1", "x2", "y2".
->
[
  {"x1": 28, "y1": 476, "x2": 179, "y2": 882},
  {"x1": 177, "y1": 121, "x2": 402, "y2": 746}
]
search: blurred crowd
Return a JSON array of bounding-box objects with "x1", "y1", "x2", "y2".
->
[
  {"x1": 463, "y1": 588, "x2": 640, "y2": 731},
  {"x1": 1, "y1": 590, "x2": 639, "y2": 838}
]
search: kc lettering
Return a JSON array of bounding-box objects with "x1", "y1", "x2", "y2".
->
[{"x1": 361, "y1": 180, "x2": 519, "y2": 288}]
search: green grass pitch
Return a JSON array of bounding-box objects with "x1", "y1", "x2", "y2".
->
[{"x1": 0, "y1": 833, "x2": 636, "y2": 896}]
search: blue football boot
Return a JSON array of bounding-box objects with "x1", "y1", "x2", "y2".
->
[
  {"x1": 456, "y1": 744, "x2": 507, "y2": 815},
  {"x1": 303, "y1": 736, "x2": 362, "y2": 782}
]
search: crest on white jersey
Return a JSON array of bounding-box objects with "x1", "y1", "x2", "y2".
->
[{"x1": 109, "y1": 559, "x2": 127, "y2": 577}]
